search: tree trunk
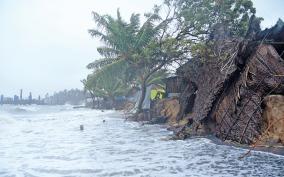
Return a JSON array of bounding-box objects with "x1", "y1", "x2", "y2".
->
[
  {"x1": 137, "y1": 79, "x2": 147, "y2": 113},
  {"x1": 91, "y1": 97, "x2": 95, "y2": 109},
  {"x1": 89, "y1": 92, "x2": 95, "y2": 109},
  {"x1": 136, "y1": 63, "x2": 167, "y2": 114},
  {"x1": 110, "y1": 96, "x2": 115, "y2": 109}
]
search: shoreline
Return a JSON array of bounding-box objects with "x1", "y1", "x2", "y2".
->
[
  {"x1": 207, "y1": 135, "x2": 284, "y2": 157},
  {"x1": 124, "y1": 113, "x2": 284, "y2": 157}
]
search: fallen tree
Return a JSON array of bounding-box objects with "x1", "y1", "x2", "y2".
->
[
  {"x1": 214, "y1": 44, "x2": 284, "y2": 144},
  {"x1": 172, "y1": 20, "x2": 284, "y2": 145}
]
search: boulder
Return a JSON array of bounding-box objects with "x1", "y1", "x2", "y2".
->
[
  {"x1": 262, "y1": 95, "x2": 284, "y2": 144},
  {"x1": 149, "y1": 116, "x2": 168, "y2": 124},
  {"x1": 151, "y1": 98, "x2": 180, "y2": 124}
]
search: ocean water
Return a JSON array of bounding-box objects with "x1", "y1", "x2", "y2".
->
[{"x1": 0, "y1": 105, "x2": 283, "y2": 177}]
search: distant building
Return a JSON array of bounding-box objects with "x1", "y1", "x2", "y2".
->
[
  {"x1": 20, "y1": 89, "x2": 23, "y2": 101},
  {"x1": 3, "y1": 97, "x2": 13, "y2": 104},
  {"x1": 29, "y1": 92, "x2": 32, "y2": 104},
  {"x1": 14, "y1": 95, "x2": 19, "y2": 104}
]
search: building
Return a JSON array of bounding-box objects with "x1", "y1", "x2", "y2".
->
[{"x1": 163, "y1": 75, "x2": 187, "y2": 98}]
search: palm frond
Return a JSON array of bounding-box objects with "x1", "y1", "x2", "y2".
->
[
  {"x1": 146, "y1": 69, "x2": 168, "y2": 86},
  {"x1": 88, "y1": 29, "x2": 115, "y2": 46},
  {"x1": 86, "y1": 58, "x2": 118, "y2": 70},
  {"x1": 97, "y1": 47, "x2": 119, "y2": 58},
  {"x1": 91, "y1": 11, "x2": 108, "y2": 28},
  {"x1": 129, "y1": 13, "x2": 140, "y2": 31}
]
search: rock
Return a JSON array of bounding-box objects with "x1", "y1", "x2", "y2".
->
[
  {"x1": 169, "y1": 125, "x2": 188, "y2": 140},
  {"x1": 135, "y1": 112, "x2": 150, "y2": 122},
  {"x1": 149, "y1": 116, "x2": 168, "y2": 124},
  {"x1": 262, "y1": 95, "x2": 284, "y2": 144},
  {"x1": 73, "y1": 106, "x2": 86, "y2": 109},
  {"x1": 152, "y1": 98, "x2": 180, "y2": 125},
  {"x1": 136, "y1": 113, "x2": 144, "y2": 121}
]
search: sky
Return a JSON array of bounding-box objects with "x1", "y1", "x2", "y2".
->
[{"x1": 0, "y1": 0, "x2": 283, "y2": 98}]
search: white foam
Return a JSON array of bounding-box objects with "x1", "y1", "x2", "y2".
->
[{"x1": 0, "y1": 105, "x2": 283, "y2": 177}]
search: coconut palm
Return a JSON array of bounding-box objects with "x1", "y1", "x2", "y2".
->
[
  {"x1": 83, "y1": 59, "x2": 131, "y2": 108},
  {"x1": 88, "y1": 9, "x2": 168, "y2": 113}
]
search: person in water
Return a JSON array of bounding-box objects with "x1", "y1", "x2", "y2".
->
[{"x1": 80, "y1": 125, "x2": 84, "y2": 131}]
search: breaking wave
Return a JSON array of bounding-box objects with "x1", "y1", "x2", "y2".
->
[{"x1": 0, "y1": 105, "x2": 283, "y2": 177}]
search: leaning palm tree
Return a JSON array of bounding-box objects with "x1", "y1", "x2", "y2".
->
[
  {"x1": 88, "y1": 9, "x2": 166, "y2": 113},
  {"x1": 82, "y1": 74, "x2": 98, "y2": 108}
]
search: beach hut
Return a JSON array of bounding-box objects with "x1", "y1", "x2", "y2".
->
[{"x1": 163, "y1": 75, "x2": 186, "y2": 98}]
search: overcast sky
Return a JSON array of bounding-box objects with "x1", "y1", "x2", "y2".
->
[{"x1": 0, "y1": 0, "x2": 283, "y2": 98}]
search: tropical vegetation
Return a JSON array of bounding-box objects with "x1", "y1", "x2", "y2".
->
[{"x1": 84, "y1": 0, "x2": 261, "y2": 113}]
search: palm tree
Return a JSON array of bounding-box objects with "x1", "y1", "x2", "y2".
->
[
  {"x1": 82, "y1": 74, "x2": 98, "y2": 108},
  {"x1": 88, "y1": 9, "x2": 166, "y2": 113},
  {"x1": 94, "y1": 60, "x2": 131, "y2": 99},
  {"x1": 84, "y1": 60, "x2": 131, "y2": 108}
]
